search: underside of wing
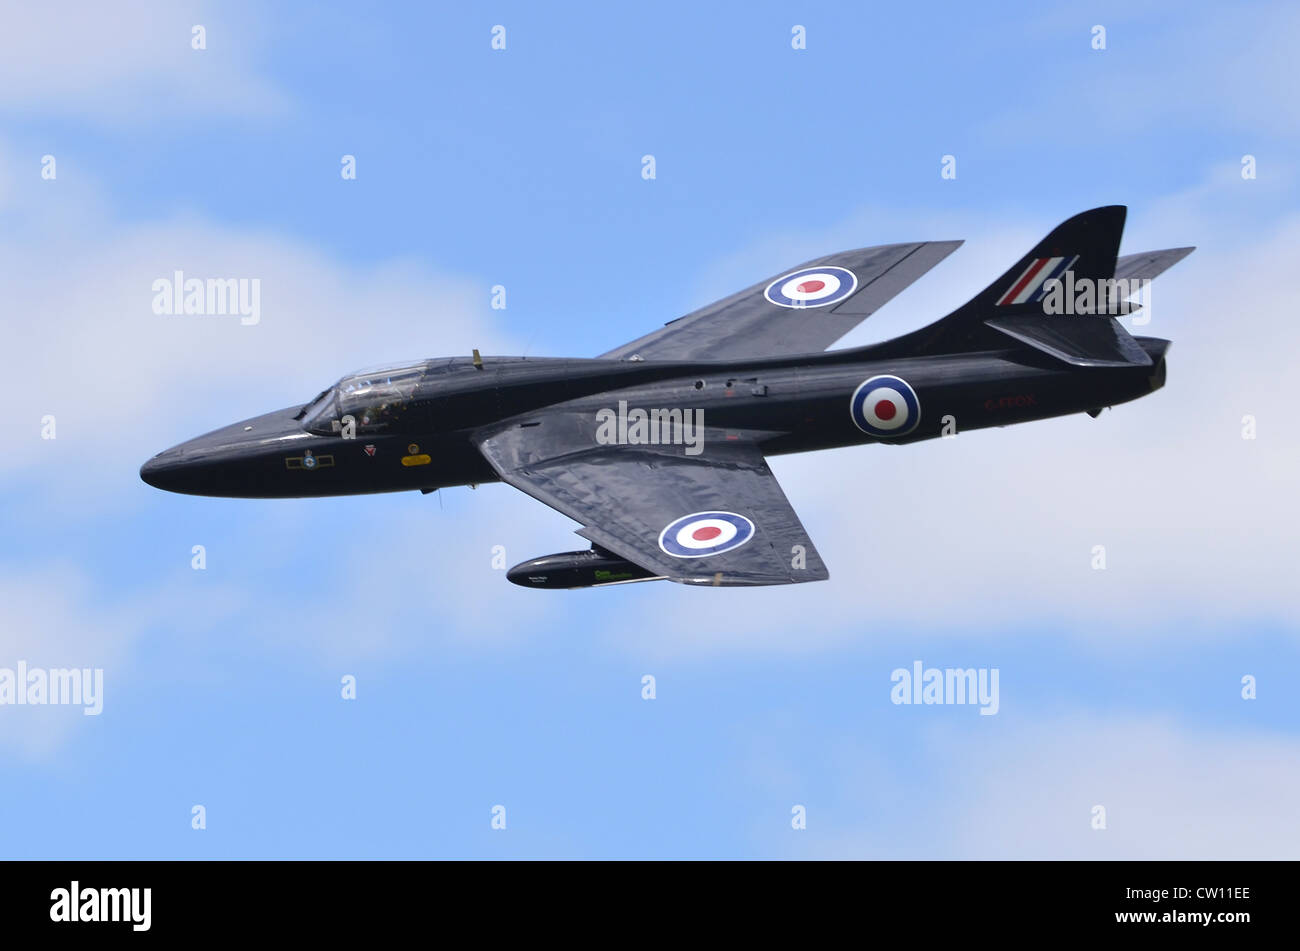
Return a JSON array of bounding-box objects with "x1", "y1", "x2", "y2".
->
[
  {"x1": 475, "y1": 413, "x2": 827, "y2": 586},
  {"x1": 599, "y1": 240, "x2": 962, "y2": 362}
]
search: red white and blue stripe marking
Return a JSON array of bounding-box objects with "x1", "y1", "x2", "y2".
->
[
  {"x1": 850, "y1": 374, "x2": 921, "y2": 438},
  {"x1": 996, "y1": 254, "x2": 1079, "y2": 306},
  {"x1": 658, "y1": 512, "x2": 755, "y2": 558},
  {"x1": 764, "y1": 265, "x2": 858, "y2": 309}
]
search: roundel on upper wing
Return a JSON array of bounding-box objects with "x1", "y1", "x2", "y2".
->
[
  {"x1": 658, "y1": 511, "x2": 755, "y2": 558},
  {"x1": 764, "y1": 265, "x2": 858, "y2": 309},
  {"x1": 850, "y1": 374, "x2": 921, "y2": 438}
]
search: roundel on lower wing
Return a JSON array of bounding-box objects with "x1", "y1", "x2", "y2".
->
[
  {"x1": 764, "y1": 265, "x2": 858, "y2": 309},
  {"x1": 658, "y1": 511, "x2": 756, "y2": 558},
  {"x1": 850, "y1": 374, "x2": 921, "y2": 437}
]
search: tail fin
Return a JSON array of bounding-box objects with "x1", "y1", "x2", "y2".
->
[
  {"x1": 886, "y1": 206, "x2": 1130, "y2": 357},
  {"x1": 982, "y1": 242, "x2": 1198, "y2": 368},
  {"x1": 968, "y1": 205, "x2": 1127, "y2": 315}
]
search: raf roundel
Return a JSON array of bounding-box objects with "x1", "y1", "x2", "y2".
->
[
  {"x1": 764, "y1": 265, "x2": 858, "y2": 309},
  {"x1": 850, "y1": 374, "x2": 921, "y2": 438},
  {"x1": 658, "y1": 512, "x2": 756, "y2": 558}
]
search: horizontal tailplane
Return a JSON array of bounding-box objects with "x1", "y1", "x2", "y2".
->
[{"x1": 984, "y1": 314, "x2": 1152, "y2": 367}]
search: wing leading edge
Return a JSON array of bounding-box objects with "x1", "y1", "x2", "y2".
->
[
  {"x1": 475, "y1": 413, "x2": 827, "y2": 586},
  {"x1": 599, "y1": 240, "x2": 962, "y2": 362}
]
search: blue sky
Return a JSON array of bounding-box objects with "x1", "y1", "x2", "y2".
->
[{"x1": 1, "y1": 0, "x2": 1298, "y2": 858}]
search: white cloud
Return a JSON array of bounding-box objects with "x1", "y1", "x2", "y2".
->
[
  {"x1": 0, "y1": 133, "x2": 567, "y2": 719},
  {"x1": 0, "y1": 0, "x2": 289, "y2": 121},
  {"x1": 2, "y1": 161, "x2": 518, "y2": 513},
  {"x1": 782, "y1": 717, "x2": 1300, "y2": 859},
  {"x1": 0, "y1": 566, "x2": 151, "y2": 757}
]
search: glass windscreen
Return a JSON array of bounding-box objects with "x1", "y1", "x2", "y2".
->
[{"x1": 302, "y1": 363, "x2": 427, "y2": 435}]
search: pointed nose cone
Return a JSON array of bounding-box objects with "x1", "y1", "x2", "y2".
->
[
  {"x1": 139, "y1": 447, "x2": 187, "y2": 491},
  {"x1": 141, "y1": 405, "x2": 320, "y2": 497}
]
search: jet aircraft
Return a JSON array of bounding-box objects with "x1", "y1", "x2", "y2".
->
[{"x1": 141, "y1": 206, "x2": 1192, "y2": 588}]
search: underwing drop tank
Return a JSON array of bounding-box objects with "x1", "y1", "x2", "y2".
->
[{"x1": 506, "y1": 548, "x2": 661, "y2": 589}]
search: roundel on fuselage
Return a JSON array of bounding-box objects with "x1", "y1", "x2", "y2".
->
[{"x1": 850, "y1": 374, "x2": 921, "y2": 437}]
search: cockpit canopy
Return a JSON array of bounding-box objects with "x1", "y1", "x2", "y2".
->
[{"x1": 302, "y1": 363, "x2": 427, "y2": 436}]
